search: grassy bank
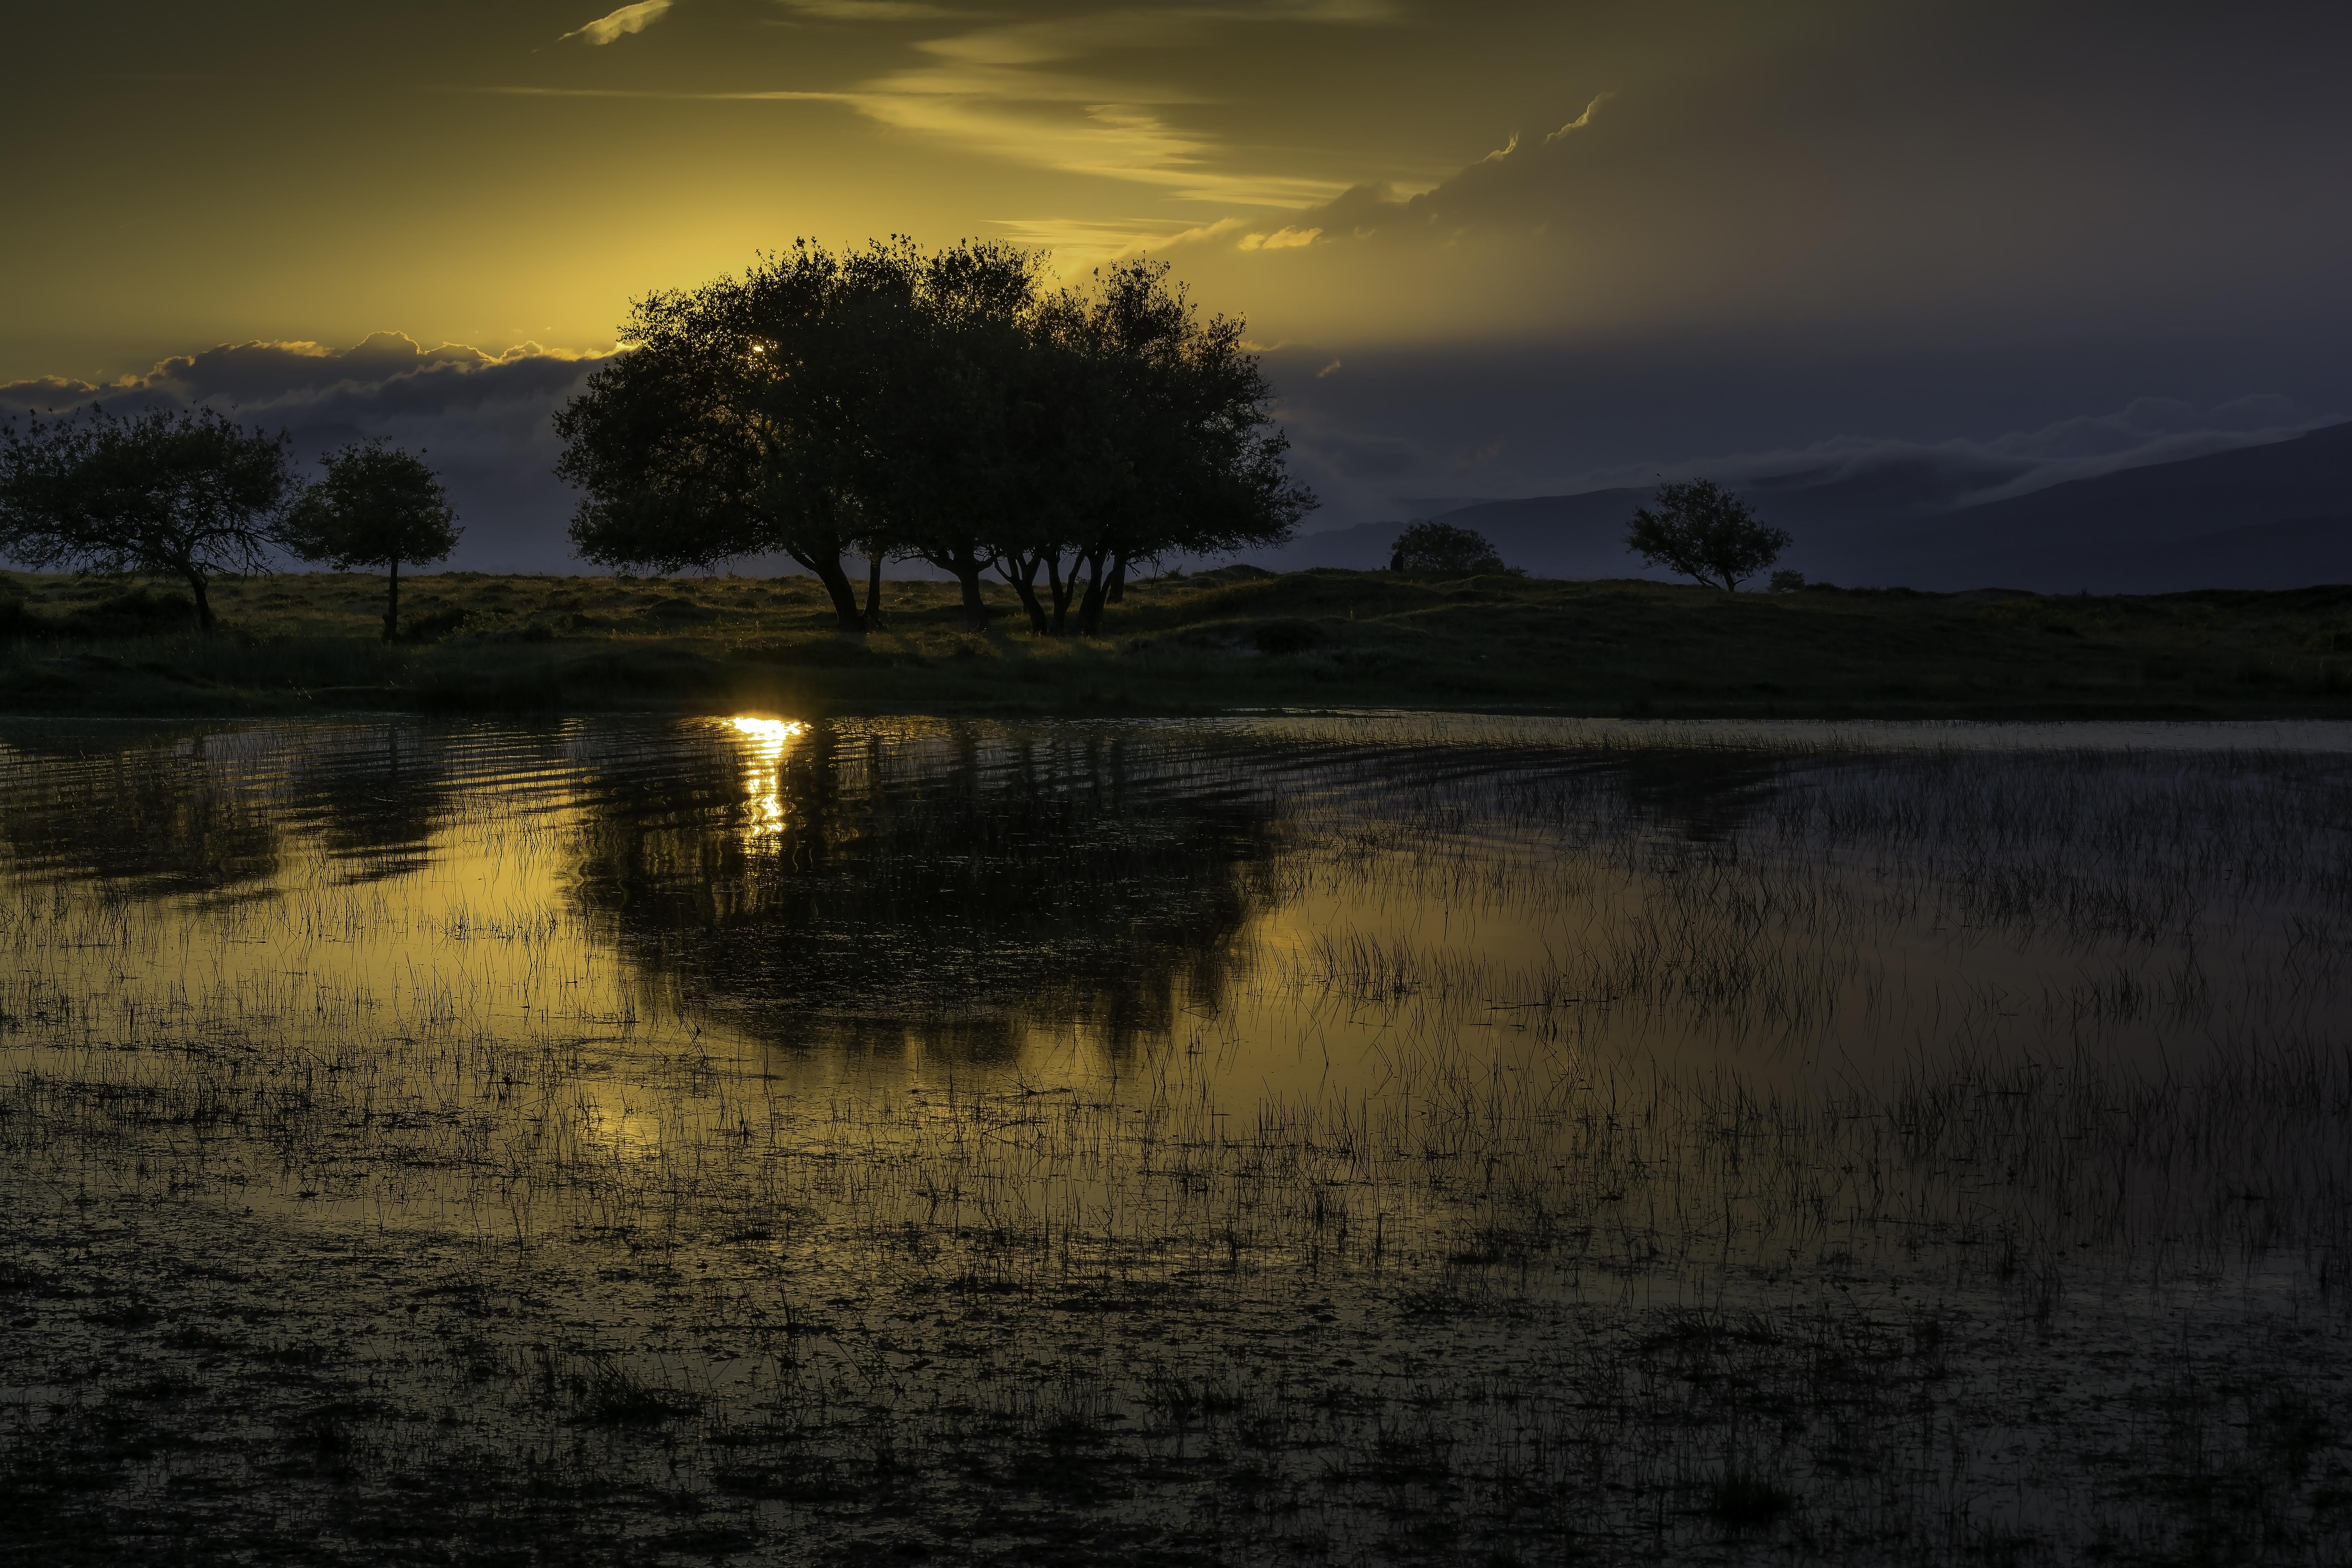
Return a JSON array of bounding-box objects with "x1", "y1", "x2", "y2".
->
[{"x1": 5, "y1": 563, "x2": 2352, "y2": 719}]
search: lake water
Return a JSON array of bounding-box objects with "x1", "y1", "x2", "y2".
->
[{"x1": 7, "y1": 714, "x2": 2351, "y2": 1563}]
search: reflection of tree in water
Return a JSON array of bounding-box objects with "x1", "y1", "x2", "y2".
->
[
  {"x1": 0, "y1": 723, "x2": 461, "y2": 900},
  {"x1": 0, "y1": 728, "x2": 281, "y2": 898},
  {"x1": 283, "y1": 728, "x2": 451, "y2": 886},
  {"x1": 570, "y1": 722, "x2": 1280, "y2": 1060}
]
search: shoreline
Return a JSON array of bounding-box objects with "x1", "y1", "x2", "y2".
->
[{"x1": 7, "y1": 564, "x2": 2352, "y2": 722}]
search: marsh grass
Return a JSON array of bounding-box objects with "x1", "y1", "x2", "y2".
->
[{"x1": 4, "y1": 716, "x2": 2351, "y2": 1563}]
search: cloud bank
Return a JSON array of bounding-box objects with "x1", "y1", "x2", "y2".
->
[
  {"x1": 1263, "y1": 330, "x2": 2339, "y2": 541},
  {"x1": 2, "y1": 336, "x2": 606, "y2": 574}
]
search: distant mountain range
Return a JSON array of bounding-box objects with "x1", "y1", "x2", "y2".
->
[{"x1": 1248, "y1": 420, "x2": 2352, "y2": 592}]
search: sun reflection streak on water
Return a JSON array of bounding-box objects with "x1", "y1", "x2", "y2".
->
[{"x1": 727, "y1": 717, "x2": 806, "y2": 842}]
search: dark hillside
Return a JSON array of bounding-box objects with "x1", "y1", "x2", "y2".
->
[
  {"x1": 1259, "y1": 421, "x2": 2352, "y2": 592},
  {"x1": 1831, "y1": 419, "x2": 2352, "y2": 589}
]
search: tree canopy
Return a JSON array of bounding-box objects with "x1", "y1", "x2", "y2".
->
[
  {"x1": 0, "y1": 406, "x2": 296, "y2": 632},
  {"x1": 280, "y1": 439, "x2": 462, "y2": 641},
  {"x1": 1625, "y1": 479, "x2": 1791, "y2": 591},
  {"x1": 554, "y1": 240, "x2": 1313, "y2": 632}
]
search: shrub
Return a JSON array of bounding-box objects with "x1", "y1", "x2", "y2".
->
[
  {"x1": 401, "y1": 606, "x2": 470, "y2": 642},
  {"x1": 1253, "y1": 618, "x2": 1324, "y2": 655},
  {"x1": 1391, "y1": 522, "x2": 1507, "y2": 574},
  {"x1": 59, "y1": 585, "x2": 200, "y2": 635}
]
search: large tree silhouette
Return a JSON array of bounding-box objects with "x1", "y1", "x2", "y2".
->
[{"x1": 555, "y1": 241, "x2": 1312, "y2": 635}]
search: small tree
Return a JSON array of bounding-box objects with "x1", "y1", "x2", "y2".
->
[
  {"x1": 1392, "y1": 521, "x2": 1504, "y2": 573},
  {"x1": 0, "y1": 406, "x2": 296, "y2": 632},
  {"x1": 280, "y1": 440, "x2": 461, "y2": 640},
  {"x1": 1626, "y1": 479, "x2": 1790, "y2": 591}
]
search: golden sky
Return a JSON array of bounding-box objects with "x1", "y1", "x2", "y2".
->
[
  {"x1": 13, "y1": 1, "x2": 2339, "y2": 373},
  {"x1": 5, "y1": 2, "x2": 2348, "y2": 563}
]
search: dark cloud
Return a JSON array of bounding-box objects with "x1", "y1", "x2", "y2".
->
[
  {"x1": 1, "y1": 336, "x2": 605, "y2": 573},
  {"x1": 1160, "y1": 3, "x2": 2352, "y2": 353},
  {"x1": 1260, "y1": 326, "x2": 2345, "y2": 542},
  {"x1": 1638, "y1": 396, "x2": 2317, "y2": 517}
]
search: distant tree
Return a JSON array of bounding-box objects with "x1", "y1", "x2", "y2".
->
[
  {"x1": 0, "y1": 406, "x2": 297, "y2": 633},
  {"x1": 1392, "y1": 521, "x2": 1505, "y2": 574},
  {"x1": 1626, "y1": 479, "x2": 1790, "y2": 591},
  {"x1": 280, "y1": 440, "x2": 461, "y2": 641},
  {"x1": 1768, "y1": 568, "x2": 1806, "y2": 593}
]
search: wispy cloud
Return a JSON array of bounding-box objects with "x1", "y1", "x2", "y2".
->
[
  {"x1": 1143, "y1": 89, "x2": 1615, "y2": 258},
  {"x1": 0, "y1": 335, "x2": 610, "y2": 572},
  {"x1": 829, "y1": 11, "x2": 1368, "y2": 205},
  {"x1": 462, "y1": 85, "x2": 841, "y2": 100},
  {"x1": 513, "y1": 5, "x2": 1391, "y2": 216},
  {"x1": 1545, "y1": 92, "x2": 1611, "y2": 143},
  {"x1": 985, "y1": 216, "x2": 1211, "y2": 267},
  {"x1": 775, "y1": 0, "x2": 958, "y2": 19},
  {"x1": 559, "y1": 0, "x2": 675, "y2": 46},
  {"x1": 1239, "y1": 226, "x2": 1322, "y2": 250}
]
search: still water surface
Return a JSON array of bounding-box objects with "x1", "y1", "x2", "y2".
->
[
  {"x1": 7, "y1": 712, "x2": 2347, "y2": 1115},
  {"x1": 9, "y1": 714, "x2": 2352, "y2": 1562}
]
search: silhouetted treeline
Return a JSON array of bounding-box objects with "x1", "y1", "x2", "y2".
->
[
  {"x1": 0, "y1": 410, "x2": 459, "y2": 638},
  {"x1": 554, "y1": 240, "x2": 1315, "y2": 633}
]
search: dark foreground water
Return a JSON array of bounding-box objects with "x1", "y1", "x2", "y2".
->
[{"x1": 6, "y1": 715, "x2": 2352, "y2": 1565}]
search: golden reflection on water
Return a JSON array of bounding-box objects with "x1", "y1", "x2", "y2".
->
[
  {"x1": 7, "y1": 715, "x2": 2348, "y2": 1230},
  {"x1": 726, "y1": 716, "x2": 806, "y2": 842}
]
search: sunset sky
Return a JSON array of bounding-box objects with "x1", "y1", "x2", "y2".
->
[{"x1": 7, "y1": 1, "x2": 2349, "y2": 566}]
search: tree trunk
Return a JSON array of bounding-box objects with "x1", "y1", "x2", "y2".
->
[
  {"x1": 954, "y1": 560, "x2": 991, "y2": 630},
  {"x1": 185, "y1": 569, "x2": 215, "y2": 634},
  {"x1": 1105, "y1": 552, "x2": 1129, "y2": 604},
  {"x1": 1045, "y1": 552, "x2": 1076, "y2": 634},
  {"x1": 1075, "y1": 549, "x2": 1111, "y2": 636},
  {"x1": 918, "y1": 544, "x2": 995, "y2": 630},
  {"x1": 862, "y1": 554, "x2": 886, "y2": 628},
  {"x1": 383, "y1": 556, "x2": 401, "y2": 642},
  {"x1": 996, "y1": 554, "x2": 1050, "y2": 633},
  {"x1": 775, "y1": 545, "x2": 862, "y2": 631},
  {"x1": 788, "y1": 551, "x2": 864, "y2": 631}
]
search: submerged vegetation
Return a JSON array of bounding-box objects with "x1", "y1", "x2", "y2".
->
[
  {"x1": 4, "y1": 564, "x2": 2352, "y2": 719},
  {"x1": 4, "y1": 714, "x2": 2352, "y2": 1562}
]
